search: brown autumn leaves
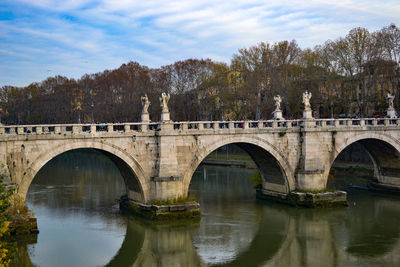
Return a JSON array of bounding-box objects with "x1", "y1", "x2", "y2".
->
[{"x1": 1, "y1": 24, "x2": 399, "y2": 125}]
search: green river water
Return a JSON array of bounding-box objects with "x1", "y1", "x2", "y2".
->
[{"x1": 10, "y1": 150, "x2": 400, "y2": 267}]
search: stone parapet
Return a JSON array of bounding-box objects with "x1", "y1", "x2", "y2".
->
[{"x1": 1, "y1": 118, "x2": 399, "y2": 138}]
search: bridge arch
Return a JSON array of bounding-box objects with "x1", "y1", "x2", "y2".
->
[
  {"x1": 183, "y1": 135, "x2": 295, "y2": 196},
  {"x1": 328, "y1": 132, "x2": 400, "y2": 186},
  {"x1": 17, "y1": 140, "x2": 149, "y2": 203}
]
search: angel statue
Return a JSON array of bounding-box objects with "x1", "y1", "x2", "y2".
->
[
  {"x1": 141, "y1": 94, "x2": 150, "y2": 114},
  {"x1": 387, "y1": 93, "x2": 395, "y2": 110},
  {"x1": 274, "y1": 95, "x2": 282, "y2": 111},
  {"x1": 302, "y1": 91, "x2": 312, "y2": 110},
  {"x1": 160, "y1": 92, "x2": 170, "y2": 113},
  {"x1": 0, "y1": 98, "x2": 2, "y2": 125}
]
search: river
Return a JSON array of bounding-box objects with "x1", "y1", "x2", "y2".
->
[{"x1": 11, "y1": 150, "x2": 400, "y2": 266}]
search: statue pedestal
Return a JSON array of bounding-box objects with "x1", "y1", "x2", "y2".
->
[
  {"x1": 303, "y1": 109, "x2": 313, "y2": 120},
  {"x1": 161, "y1": 111, "x2": 170, "y2": 122},
  {"x1": 141, "y1": 112, "x2": 150, "y2": 123},
  {"x1": 387, "y1": 108, "x2": 397, "y2": 118},
  {"x1": 273, "y1": 110, "x2": 283, "y2": 120}
]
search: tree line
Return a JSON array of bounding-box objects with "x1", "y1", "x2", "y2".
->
[{"x1": 1, "y1": 24, "x2": 399, "y2": 125}]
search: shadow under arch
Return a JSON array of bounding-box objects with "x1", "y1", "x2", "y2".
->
[
  {"x1": 328, "y1": 133, "x2": 400, "y2": 185},
  {"x1": 183, "y1": 136, "x2": 295, "y2": 196},
  {"x1": 17, "y1": 140, "x2": 149, "y2": 203}
]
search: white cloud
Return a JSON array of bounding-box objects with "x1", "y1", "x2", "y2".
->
[{"x1": 1, "y1": 0, "x2": 400, "y2": 86}]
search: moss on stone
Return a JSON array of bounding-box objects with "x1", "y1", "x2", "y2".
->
[{"x1": 120, "y1": 197, "x2": 201, "y2": 221}]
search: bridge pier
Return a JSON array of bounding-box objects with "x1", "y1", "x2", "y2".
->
[
  {"x1": 256, "y1": 122, "x2": 348, "y2": 207},
  {"x1": 122, "y1": 123, "x2": 201, "y2": 219},
  {"x1": 296, "y1": 123, "x2": 330, "y2": 191}
]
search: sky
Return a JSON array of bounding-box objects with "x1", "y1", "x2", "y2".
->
[{"x1": 1, "y1": 0, "x2": 399, "y2": 87}]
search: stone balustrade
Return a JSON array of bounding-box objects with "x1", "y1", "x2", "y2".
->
[{"x1": 0, "y1": 118, "x2": 399, "y2": 136}]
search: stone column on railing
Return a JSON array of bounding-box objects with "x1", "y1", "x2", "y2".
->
[
  {"x1": 36, "y1": 126, "x2": 42, "y2": 134},
  {"x1": 198, "y1": 123, "x2": 204, "y2": 130},
  {"x1": 124, "y1": 124, "x2": 130, "y2": 133},
  {"x1": 140, "y1": 123, "x2": 148, "y2": 132},
  {"x1": 385, "y1": 118, "x2": 390, "y2": 126},
  {"x1": 0, "y1": 127, "x2": 4, "y2": 134},
  {"x1": 302, "y1": 91, "x2": 313, "y2": 120},
  {"x1": 108, "y1": 124, "x2": 114, "y2": 133},
  {"x1": 90, "y1": 125, "x2": 96, "y2": 133},
  {"x1": 272, "y1": 95, "x2": 283, "y2": 120},
  {"x1": 72, "y1": 125, "x2": 80, "y2": 133},
  {"x1": 386, "y1": 93, "x2": 398, "y2": 118},
  {"x1": 17, "y1": 127, "x2": 24, "y2": 134},
  {"x1": 0, "y1": 98, "x2": 3, "y2": 126},
  {"x1": 54, "y1": 126, "x2": 61, "y2": 134}
]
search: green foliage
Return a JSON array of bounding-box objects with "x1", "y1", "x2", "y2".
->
[
  {"x1": 343, "y1": 166, "x2": 373, "y2": 174},
  {"x1": 0, "y1": 177, "x2": 16, "y2": 266},
  {"x1": 0, "y1": 179, "x2": 13, "y2": 222},
  {"x1": 249, "y1": 171, "x2": 262, "y2": 189}
]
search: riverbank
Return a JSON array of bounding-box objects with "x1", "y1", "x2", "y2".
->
[
  {"x1": 202, "y1": 155, "x2": 375, "y2": 177},
  {"x1": 330, "y1": 161, "x2": 374, "y2": 177},
  {"x1": 202, "y1": 152, "x2": 256, "y2": 169}
]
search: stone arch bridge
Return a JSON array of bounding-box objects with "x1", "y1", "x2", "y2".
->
[{"x1": 1, "y1": 117, "x2": 400, "y2": 205}]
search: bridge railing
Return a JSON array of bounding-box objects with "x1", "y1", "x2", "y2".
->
[
  {"x1": 1, "y1": 118, "x2": 399, "y2": 136},
  {"x1": 171, "y1": 120, "x2": 303, "y2": 131},
  {"x1": 0, "y1": 122, "x2": 162, "y2": 136},
  {"x1": 170, "y1": 118, "x2": 400, "y2": 131},
  {"x1": 313, "y1": 118, "x2": 400, "y2": 127}
]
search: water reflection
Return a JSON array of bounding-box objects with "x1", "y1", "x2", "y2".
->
[
  {"x1": 15, "y1": 150, "x2": 127, "y2": 267},
  {"x1": 190, "y1": 166, "x2": 262, "y2": 265},
  {"x1": 125, "y1": 222, "x2": 206, "y2": 267},
  {"x1": 12, "y1": 153, "x2": 400, "y2": 267},
  {"x1": 336, "y1": 191, "x2": 400, "y2": 261}
]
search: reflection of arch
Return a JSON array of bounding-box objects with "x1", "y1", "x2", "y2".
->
[
  {"x1": 344, "y1": 196, "x2": 400, "y2": 258},
  {"x1": 218, "y1": 205, "x2": 292, "y2": 267},
  {"x1": 109, "y1": 219, "x2": 206, "y2": 267},
  {"x1": 183, "y1": 136, "x2": 295, "y2": 195},
  {"x1": 18, "y1": 141, "x2": 149, "y2": 202},
  {"x1": 328, "y1": 133, "x2": 400, "y2": 185},
  {"x1": 106, "y1": 220, "x2": 145, "y2": 267}
]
